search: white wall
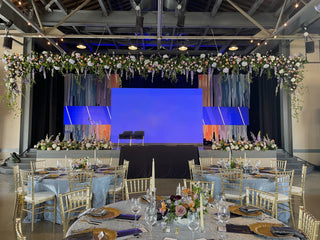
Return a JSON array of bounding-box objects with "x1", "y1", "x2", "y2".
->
[
  {"x1": 0, "y1": 31, "x2": 23, "y2": 160},
  {"x1": 291, "y1": 39, "x2": 320, "y2": 166}
]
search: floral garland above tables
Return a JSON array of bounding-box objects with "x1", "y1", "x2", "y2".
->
[{"x1": 2, "y1": 51, "x2": 306, "y2": 118}]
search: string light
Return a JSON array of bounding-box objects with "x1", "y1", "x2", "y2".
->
[
  {"x1": 284, "y1": 22, "x2": 288, "y2": 27},
  {"x1": 295, "y1": 2, "x2": 299, "y2": 8},
  {"x1": 264, "y1": 41, "x2": 268, "y2": 45},
  {"x1": 250, "y1": 39, "x2": 254, "y2": 43},
  {"x1": 257, "y1": 42, "x2": 261, "y2": 46},
  {"x1": 47, "y1": 41, "x2": 51, "y2": 45}
]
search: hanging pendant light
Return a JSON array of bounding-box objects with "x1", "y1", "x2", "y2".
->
[
  {"x1": 128, "y1": 44, "x2": 138, "y2": 50},
  {"x1": 178, "y1": 44, "x2": 188, "y2": 51},
  {"x1": 76, "y1": 43, "x2": 86, "y2": 49}
]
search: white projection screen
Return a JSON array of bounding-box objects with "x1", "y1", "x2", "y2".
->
[{"x1": 110, "y1": 88, "x2": 203, "y2": 144}]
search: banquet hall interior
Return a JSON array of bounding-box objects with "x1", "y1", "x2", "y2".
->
[{"x1": 1, "y1": 0, "x2": 320, "y2": 239}]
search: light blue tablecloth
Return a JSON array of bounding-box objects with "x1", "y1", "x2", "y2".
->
[
  {"x1": 201, "y1": 173, "x2": 290, "y2": 223},
  {"x1": 30, "y1": 173, "x2": 114, "y2": 224}
]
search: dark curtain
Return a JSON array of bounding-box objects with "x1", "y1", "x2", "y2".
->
[
  {"x1": 248, "y1": 72, "x2": 281, "y2": 147},
  {"x1": 31, "y1": 71, "x2": 65, "y2": 146}
]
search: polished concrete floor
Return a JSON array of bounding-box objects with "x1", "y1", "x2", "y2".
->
[{"x1": 2, "y1": 170, "x2": 320, "y2": 240}]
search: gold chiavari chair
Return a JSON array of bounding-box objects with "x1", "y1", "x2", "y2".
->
[
  {"x1": 245, "y1": 187, "x2": 276, "y2": 217},
  {"x1": 30, "y1": 159, "x2": 47, "y2": 172},
  {"x1": 13, "y1": 165, "x2": 25, "y2": 220},
  {"x1": 124, "y1": 177, "x2": 153, "y2": 200},
  {"x1": 188, "y1": 159, "x2": 195, "y2": 180},
  {"x1": 271, "y1": 160, "x2": 287, "y2": 171},
  {"x1": 15, "y1": 217, "x2": 26, "y2": 240},
  {"x1": 191, "y1": 164, "x2": 203, "y2": 181},
  {"x1": 59, "y1": 187, "x2": 91, "y2": 237},
  {"x1": 107, "y1": 165, "x2": 126, "y2": 203},
  {"x1": 199, "y1": 157, "x2": 213, "y2": 167},
  {"x1": 68, "y1": 170, "x2": 94, "y2": 192},
  {"x1": 291, "y1": 165, "x2": 307, "y2": 207},
  {"x1": 123, "y1": 159, "x2": 130, "y2": 180},
  {"x1": 183, "y1": 179, "x2": 215, "y2": 198},
  {"x1": 20, "y1": 169, "x2": 56, "y2": 232},
  {"x1": 297, "y1": 206, "x2": 320, "y2": 240},
  {"x1": 220, "y1": 168, "x2": 245, "y2": 205},
  {"x1": 260, "y1": 170, "x2": 295, "y2": 227}
]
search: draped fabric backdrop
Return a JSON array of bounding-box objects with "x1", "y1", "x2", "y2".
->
[{"x1": 31, "y1": 71, "x2": 281, "y2": 148}]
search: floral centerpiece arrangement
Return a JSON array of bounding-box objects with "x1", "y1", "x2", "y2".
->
[
  {"x1": 159, "y1": 185, "x2": 208, "y2": 223},
  {"x1": 34, "y1": 134, "x2": 113, "y2": 151},
  {"x1": 72, "y1": 157, "x2": 89, "y2": 170},
  {"x1": 211, "y1": 131, "x2": 277, "y2": 151}
]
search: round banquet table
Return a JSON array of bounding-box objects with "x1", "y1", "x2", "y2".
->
[
  {"x1": 30, "y1": 171, "x2": 114, "y2": 224},
  {"x1": 66, "y1": 200, "x2": 298, "y2": 240}
]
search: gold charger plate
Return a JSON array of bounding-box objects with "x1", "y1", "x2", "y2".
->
[
  {"x1": 87, "y1": 207, "x2": 120, "y2": 220},
  {"x1": 78, "y1": 228, "x2": 117, "y2": 240},
  {"x1": 38, "y1": 171, "x2": 49, "y2": 174},
  {"x1": 49, "y1": 174, "x2": 59, "y2": 178},
  {"x1": 249, "y1": 223, "x2": 289, "y2": 238},
  {"x1": 229, "y1": 205, "x2": 263, "y2": 217}
]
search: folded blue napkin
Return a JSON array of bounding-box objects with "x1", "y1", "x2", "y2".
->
[
  {"x1": 116, "y1": 228, "x2": 142, "y2": 237},
  {"x1": 116, "y1": 214, "x2": 141, "y2": 220},
  {"x1": 270, "y1": 226, "x2": 307, "y2": 240}
]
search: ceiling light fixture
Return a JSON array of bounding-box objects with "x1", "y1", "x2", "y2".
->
[
  {"x1": 295, "y1": 2, "x2": 299, "y2": 8},
  {"x1": 228, "y1": 45, "x2": 238, "y2": 51},
  {"x1": 178, "y1": 44, "x2": 188, "y2": 51},
  {"x1": 128, "y1": 44, "x2": 138, "y2": 50},
  {"x1": 76, "y1": 43, "x2": 86, "y2": 49},
  {"x1": 284, "y1": 22, "x2": 288, "y2": 27},
  {"x1": 250, "y1": 39, "x2": 254, "y2": 43}
]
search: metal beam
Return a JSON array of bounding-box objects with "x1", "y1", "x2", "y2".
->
[
  {"x1": 2, "y1": 0, "x2": 65, "y2": 53},
  {"x1": 45, "y1": 0, "x2": 91, "y2": 34},
  {"x1": 248, "y1": 0, "x2": 264, "y2": 16},
  {"x1": 3, "y1": 32, "x2": 310, "y2": 40},
  {"x1": 157, "y1": 0, "x2": 163, "y2": 49},
  {"x1": 98, "y1": 0, "x2": 109, "y2": 16},
  {"x1": 39, "y1": 11, "x2": 276, "y2": 29},
  {"x1": 31, "y1": 0, "x2": 43, "y2": 30},
  {"x1": 45, "y1": 0, "x2": 67, "y2": 14},
  {"x1": 211, "y1": 0, "x2": 222, "y2": 17},
  {"x1": 225, "y1": 0, "x2": 270, "y2": 37},
  {"x1": 273, "y1": 0, "x2": 288, "y2": 35}
]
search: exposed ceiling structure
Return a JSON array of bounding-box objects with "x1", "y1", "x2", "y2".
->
[{"x1": 0, "y1": 0, "x2": 320, "y2": 55}]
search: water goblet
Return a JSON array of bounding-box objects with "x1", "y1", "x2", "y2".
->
[
  {"x1": 187, "y1": 211, "x2": 200, "y2": 240},
  {"x1": 145, "y1": 206, "x2": 157, "y2": 239},
  {"x1": 130, "y1": 198, "x2": 141, "y2": 229},
  {"x1": 217, "y1": 205, "x2": 230, "y2": 240}
]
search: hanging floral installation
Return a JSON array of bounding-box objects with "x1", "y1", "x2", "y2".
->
[{"x1": 2, "y1": 51, "x2": 306, "y2": 118}]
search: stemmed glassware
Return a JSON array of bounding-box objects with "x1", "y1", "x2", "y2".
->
[
  {"x1": 57, "y1": 160, "x2": 62, "y2": 175},
  {"x1": 130, "y1": 198, "x2": 141, "y2": 229},
  {"x1": 145, "y1": 205, "x2": 157, "y2": 239},
  {"x1": 217, "y1": 204, "x2": 230, "y2": 240},
  {"x1": 187, "y1": 211, "x2": 200, "y2": 240}
]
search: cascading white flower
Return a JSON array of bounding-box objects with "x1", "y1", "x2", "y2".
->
[
  {"x1": 68, "y1": 59, "x2": 75, "y2": 64},
  {"x1": 223, "y1": 67, "x2": 229, "y2": 73},
  {"x1": 263, "y1": 64, "x2": 269, "y2": 69},
  {"x1": 212, "y1": 62, "x2": 217, "y2": 68},
  {"x1": 241, "y1": 61, "x2": 248, "y2": 67},
  {"x1": 87, "y1": 61, "x2": 94, "y2": 67}
]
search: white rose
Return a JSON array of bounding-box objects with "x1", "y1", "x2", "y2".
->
[
  {"x1": 223, "y1": 67, "x2": 229, "y2": 73},
  {"x1": 54, "y1": 66, "x2": 60, "y2": 70},
  {"x1": 197, "y1": 68, "x2": 202, "y2": 73},
  {"x1": 154, "y1": 61, "x2": 159, "y2": 67},
  {"x1": 52, "y1": 143, "x2": 57, "y2": 149},
  {"x1": 4, "y1": 65, "x2": 8, "y2": 71},
  {"x1": 163, "y1": 54, "x2": 169, "y2": 59},
  {"x1": 200, "y1": 54, "x2": 205, "y2": 59},
  {"x1": 56, "y1": 146, "x2": 60, "y2": 151},
  {"x1": 217, "y1": 53, "x2": 222, "y2": 56},
  {"x1": 69, "y1": 59, "x2": 75, "y2": 64},
  {"x1": 104, "y1": 65, "x2": 109, "y2": 69},
  {"x1": 291, "y1": 78, "x2": 295, "y2": 82},
  {"x1": 256, "y1": 53, "x2": 261, "y2": 58},
  {"x1": 75, "y1": 53, "x2": 81, "y2": 58},
  {"x1": 86, "y1": 143, "x2": 91, "y2": 148},
  {"x1": 42, "y1": 51, "x2": 48, "y2": 55},
  {"x1": 235, "y1": 145, "x2": 239, "y2": 150},
  {"x1": 241, "y1": 61, "x2": 248, "y2": 67},
  {"x1": 212, "y1": 145, "x2": 217, "y2": 150},
  {"x1": 279, "y1": 69, "x2": 284, "y2": 74},
  {"x1": 263, "y1": 64, "x2": 269, "y2": 69},
  {"x1": 295, "y1": 62, "x2": 301, "y2": 67},
  {"x1": 144, "y1": 60, "x2": 150, "y2": 65},
  {"x1": 209, "y1": 57, "x2": 214, "y2": 61},
  {"x1": 47, "y1": 57, "x2": 52, "y2": 62},
  {"x1": 10, "y1": 78, "x2": 15, "y2": 83},
  {"x1": 270, "y1": 56, "x2": 275, "y2": 61},
  {"x1": 212, "y1": 62, "x2": 217, "y2": 68},
  {"x1": 254, "y1": 146, "x2": 261, "y2": 151},
  {"x1": 130, "y1": 56, "x2": 136, "y2": 61},
  {"x1": 226, "y1": 147, "x2": 231, "y2": 151},
  {"x1": 87, "y1": 61, "x2": 93, "y2": 67},
  {"x1": 116, "y1": 63, "x2": 122, "y2": 68},
  {"x1": 244, "y1": 144, "x2": 249, "y2": 149}
]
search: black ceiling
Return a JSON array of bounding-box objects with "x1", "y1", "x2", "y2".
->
[{"x1": 1, "y1": 0, "x2": 320, "y2": 55}]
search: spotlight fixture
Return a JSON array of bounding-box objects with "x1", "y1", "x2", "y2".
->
[
  {"x1": 228, "y1": 45, "x2": 238, "y2": 51},
  {"x1": 128, "y1": 44, "x2": 138, "y2": 50},
  {"x1": 76, "y1": 43, "x2": 86, "y2": 49},
  {"x1": 178, "y1": 44, "x2": 188, "y2": 51},
  {"x1": 3, "y1": 36, "x2": 13, "y2": 49}
]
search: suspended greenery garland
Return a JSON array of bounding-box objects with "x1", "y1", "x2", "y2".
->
[{"x1": 2, "y1": 51, "x2": 306, "y2": 119}]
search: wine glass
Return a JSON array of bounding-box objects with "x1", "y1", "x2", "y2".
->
[
  {"x1": 145, "y1": 206, "x2": 157, "y2": 239},
  {"x1": 217, "y1": 205, "x2": 230, "y2": 239},
  {"x1": 57, "y1": 160, "x2": 62, "y2": 175},
  {"x1": 187, "y1": 211, "x2": 200, "y2": 240},
  {"x1": 130, "y1": 198, "x2": 141, "y2": 228}
]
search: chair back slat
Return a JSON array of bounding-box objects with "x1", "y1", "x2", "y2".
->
[
  {"x1": 124, "y1": 177, "x2": 152, "y2": 200},
  {"x1": 298, "y1": 206, "x2": 320, "y2": 240},
  {"x1": 68, "y1": 170, "x2": 94, "y2": 192},
  {"x1": 183, "y1": 179, "x2": 215, "y2": 198},
  {"x1": 246, "y1": 187, "x2": 276, "y2": 217}
]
